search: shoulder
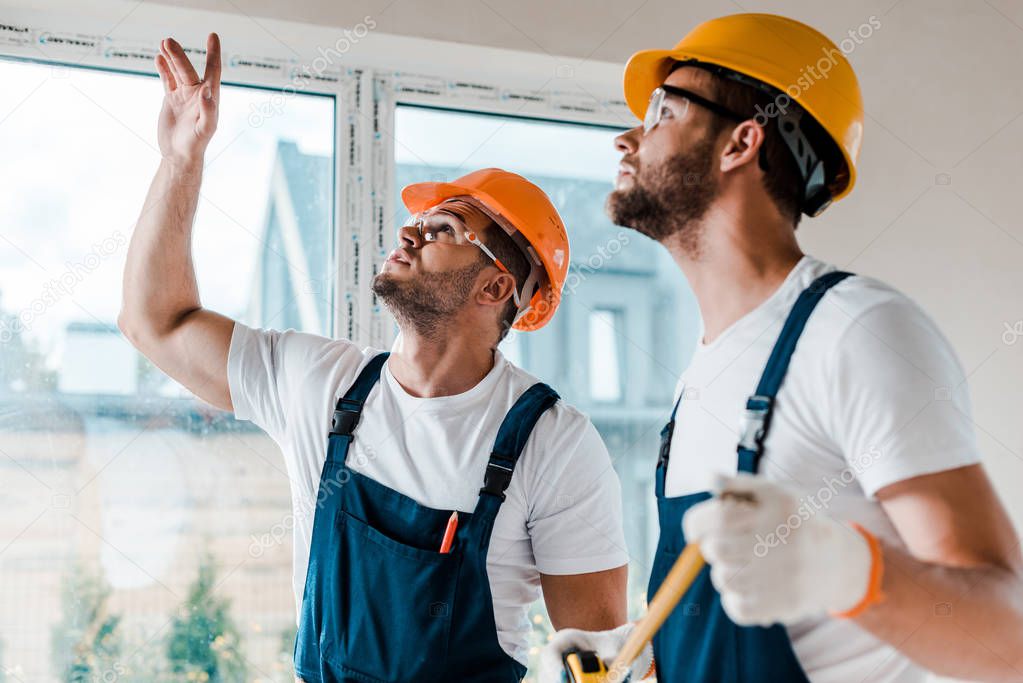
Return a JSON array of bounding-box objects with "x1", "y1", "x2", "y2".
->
[
  {"x1": 803, "y1": 265, "x2": 958, "y2": 367},
  {"x1": 785, "y1": 267, "x2": 969, "y2": 407},
  {"x1": 230, "y1": 321, "x2": 381, "y2": 384},
  {"x1": 500, "y1": 359, "x2": 597, "y2": 444},
  {"x1": 498, "y1": 360, "x2": 610, "y2": 488},
  {"x1": 825, "y1": 271, "x2": 926, "y2": 322}
]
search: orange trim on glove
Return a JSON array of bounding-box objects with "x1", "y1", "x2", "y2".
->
[
  {"x1": 830, "y1": 522, "x2": 885, "y2": 619},
  {"x1": 642, "y1": 657, "x2": 657, "y2": 680}
]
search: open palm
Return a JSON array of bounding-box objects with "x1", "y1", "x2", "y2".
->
[{"x1": 155, "y1": 33, "x2": 222, "y2": 166}]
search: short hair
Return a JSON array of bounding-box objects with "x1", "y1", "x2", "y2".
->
[
  {"x1": 673, "y1": 62, "x2": 840, "y2": 227},
  {"x1": 479, "y1": 222, "x2": 532, "y2": 342}
]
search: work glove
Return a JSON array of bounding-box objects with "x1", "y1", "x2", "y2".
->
[
  {"x1": 683, "y1": 473, "x2": 884, "y2": 626},
  {"x1": 537, "y1": 622, "x2": 654, "y2": 683}
]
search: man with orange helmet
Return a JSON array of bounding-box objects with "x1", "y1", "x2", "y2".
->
[
  {"x1": 119, "y1": 34, "x2": 629, "y2": 682},
  {"x1": 542, "y1": 13, "x2": 1023, "y2": 682}
]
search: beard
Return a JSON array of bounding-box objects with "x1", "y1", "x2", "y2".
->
[
  {"x1": 371, "y1": 259, "x2": 487, "y2": 338},
  {"x1": 606, "y1": 137, "x2": 720, "y2": 257}
]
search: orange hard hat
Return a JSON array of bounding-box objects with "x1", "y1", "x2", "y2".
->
[
  {"x1": 623, "y1": 13, "x2": 865, "y2": 215},
  {"x1": 401, "y1": 168, "x2": 569, "y2": 331}
]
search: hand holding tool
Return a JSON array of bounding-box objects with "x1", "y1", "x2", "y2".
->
[
  {"x1": 555, "y1": 544, "x2": 705, "y2": 682},
  {"x1": 555, "y1": 489, "x2": 758, "y2": 683},
  {"x1": 683, "y1": 473, "x2": 883, "y2": 626}
]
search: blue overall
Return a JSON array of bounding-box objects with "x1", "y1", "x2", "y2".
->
[
  {"x1": 647, "y1": 271, "x2": 853, "y2": 682},
  {"x1": 294, "y1": 352, "x2": 559, "y2": 683}
]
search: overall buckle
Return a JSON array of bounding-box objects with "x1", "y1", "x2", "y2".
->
[
  {"x1": 479, "y1": 460, "x2": 514, "y2": 501},
  {"x1": 738, "y1": 395, "x2": 773, "y2": 452},
  {"x1": 657, "y1": 420, "x2": 675, "y2": 468},
  {"x1": 330, "y1": 408, "x2": 361, "y2": 437}
]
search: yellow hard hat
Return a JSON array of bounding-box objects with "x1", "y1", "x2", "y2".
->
[{"x1": 623, "y1": 13, "x2": 864, "y2": 214}]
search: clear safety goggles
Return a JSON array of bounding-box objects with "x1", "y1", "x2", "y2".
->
[
  {"x1": 404, "y1": 210, "x2": 523, "y2": 309},
  {"x1": 643, "y1": 84, "x2": 746, "y2": 134}
]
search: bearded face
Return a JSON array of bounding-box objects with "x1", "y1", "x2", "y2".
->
[
  {"x1": 606, "y1": 134, "x2": 721, "y2": 256},
  {"x1": 371, "y1": 254, "x2": 487, "y2": 338}
]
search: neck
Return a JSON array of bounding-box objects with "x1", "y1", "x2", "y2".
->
[
  {"x1": 388, "y1": 322, "x2": 498, "y2": 398},
  {"x1": 663, "y1": 202, "x2": 804, "y2": 345}
]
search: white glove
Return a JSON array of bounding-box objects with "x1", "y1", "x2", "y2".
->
[
  {"x1": 683, "y1": 473, "x2": 879, "y2": 626},
  {"x1": 537, "y1": 623, "x2": 654, "y2": 683}
]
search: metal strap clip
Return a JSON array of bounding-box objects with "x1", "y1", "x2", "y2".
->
[{"x1": 738, "y1": 395, "x2": 774, "y2": 452}]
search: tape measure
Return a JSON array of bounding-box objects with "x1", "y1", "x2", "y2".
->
[{"x1": 562, "y1": 648, "x2": 609, "y2": 683}]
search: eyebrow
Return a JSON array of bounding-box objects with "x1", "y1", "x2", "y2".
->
[
  {"x1": 431, "y1": 202, "x2": 474, "y2": 223},
  {"x1": 432, "y1": 199, "x2": 500, "y2": 237},
  {"x1": 435, "y1": 202, "x2": 495, "y2": 235},
  {"x1": 425, "y1": 211, "x2": 467, "y2": 234}
]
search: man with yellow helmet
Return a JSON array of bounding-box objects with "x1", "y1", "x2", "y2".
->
[
  {"x1": 541, "y1": 13, "x2": 1023, "y2": 682},
  {"x1": 119, "y1": 34, "x2": 629, "y2": 682}
]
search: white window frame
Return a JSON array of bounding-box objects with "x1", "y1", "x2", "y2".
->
[{"x1": 0, "y1": 2, "x2": 632, "y2": 349}]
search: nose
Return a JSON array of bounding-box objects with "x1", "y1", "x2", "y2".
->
[
  {"x1": 398, "y1": 223, "x2": 422, "y2": 249},
  {"x1": 614, "y1": 126, "x2": 642, "y2": 155}
]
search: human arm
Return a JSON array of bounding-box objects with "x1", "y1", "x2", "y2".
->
[{"x1": 117, "y1": 33, "x2": 234, "y2": 410}]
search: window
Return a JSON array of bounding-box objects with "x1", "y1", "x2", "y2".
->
[
  {"x1": 589, "y1": 309, "x2": 623, "y2": 402},
  {"x1": 0, "y1": 57, "x2": 333, "y2": 681},
  {"x1": 394, "y1": 104, "x2": 698, "y2": 671}
]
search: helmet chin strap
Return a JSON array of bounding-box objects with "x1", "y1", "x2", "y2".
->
[{"x1": 509, "y1": 265, "x2": 543, "y2": 325}]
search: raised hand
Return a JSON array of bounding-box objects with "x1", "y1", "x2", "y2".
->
[{"x1": 154, "y1": 33, "x2": 222, "y2": 167}]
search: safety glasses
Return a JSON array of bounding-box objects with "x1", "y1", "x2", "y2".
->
[
  {"x1": 405, "y1": 212, "x2": 523, "y2": 308},
  {"x1": 643, "y1": 84, "x2": 747, "y2": 134}
]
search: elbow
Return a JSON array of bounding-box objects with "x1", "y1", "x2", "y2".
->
[
  {"x1": 117, "y1": 310, "x2": 139, "y2": 343},
  {"x1": 117, "y1": 309, "x2": 156, "y2": 350},
  {"x1": 118, "y1": 306, "x2": 200, "y2": 351}
]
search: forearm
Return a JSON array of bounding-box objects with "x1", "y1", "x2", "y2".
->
[
  {"x1": 854, "y1": 540, "x2": 1023, "y2": 681},
  {"x1": 119, "y1": 158, "x2": 204, "y2": 342}
]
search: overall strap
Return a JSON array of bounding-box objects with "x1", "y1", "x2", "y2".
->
[
  {"x1": 329, "y1": 352, "x2": 390, "y2": 445},
  {"x1": 737, "y1": 271, "x2": 853, "y2": 473},
  {"x1": 655, "y1": 391, "x2": 684, "y2": 498},
  {"x1": 479, "y1": 383, "x2": 560, "y2": 502}
]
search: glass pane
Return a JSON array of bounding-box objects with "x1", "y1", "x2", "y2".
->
[
  {"x1": 0, "y1": 58, "x2": 333, "y2": 681},
  {"x1": 394, "y1": 104, "x2": 699, "y2": 675},
  {"x1": 589, "y1": 309, "x2": 622, "y2": 402}
]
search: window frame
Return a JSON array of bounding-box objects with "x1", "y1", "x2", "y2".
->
[{"x1": 0, "y1": 7, "x2": 633, "y2": 349}]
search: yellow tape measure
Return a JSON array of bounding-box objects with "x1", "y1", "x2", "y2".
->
[{"x1": 562, "y1": 649, "x2": 609, "y2": 683}]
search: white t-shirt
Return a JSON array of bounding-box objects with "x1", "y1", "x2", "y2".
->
[
  {"x1": 667, "y1": 255, "x2": 979, "y2": 683},
  {"x1": 227, "y1": 324, "x2": 629, "y2": 665}
]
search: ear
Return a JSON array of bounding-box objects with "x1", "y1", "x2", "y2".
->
[
  {"x1": 719, "y1": 120, "x2": 765, "y2": 175},
  {"x1": 476, "y1": 269, "x2": 517, "y2": 310}
]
